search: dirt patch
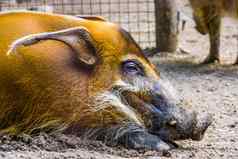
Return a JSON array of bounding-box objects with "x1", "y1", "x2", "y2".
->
[{"x1": 0, "y1": 133, "x2": 164, "y2": 159}]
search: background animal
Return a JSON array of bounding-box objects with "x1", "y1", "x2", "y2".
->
[
  {"x1": 0, "y1": 11, "x2": 211, "y2": 152},
  {"x1": 189, "y1": 0, "x2": 238, "y2": 64}
]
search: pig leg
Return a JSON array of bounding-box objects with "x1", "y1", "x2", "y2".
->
[{"x1": 203, "y1": 14, "x2": 221, "y2": 63}]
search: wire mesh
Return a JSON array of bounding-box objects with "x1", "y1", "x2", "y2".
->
[{"x1": 0, "y1": 0, "x2": 155, "y2": 49}]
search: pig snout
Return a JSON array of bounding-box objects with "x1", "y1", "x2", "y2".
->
[
  {"x1": 166, "y1": 105, "x2": 212, "y2": 141},
  {"x1": 152, "y1": 100, "x2": 212, "y2": 141},
  {"x1": 150, "y1": 82, "x2": 212, "y2": 142},
  {"x1": 191, "y1": 112, "x2": 213, "y2": 140}
]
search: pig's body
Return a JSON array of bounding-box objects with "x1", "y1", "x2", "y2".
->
[{"x1": 0, "y1": 11, "x2": 211, "y2": 152}]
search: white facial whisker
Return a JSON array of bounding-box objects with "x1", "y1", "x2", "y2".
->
[{"x1": 93, "y1": 91, "x2": 143, "y2": 126}]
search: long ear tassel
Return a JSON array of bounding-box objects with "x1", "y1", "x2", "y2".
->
[
  {"x1": 6, "y1": 35, "x2": 33, "y2": 56},
  {"x1": 6, "y1": 32, "x2": 55, "y2": 56},
  {"x1": 7, "y1": 27, "x2": 85, "y2": 56},
  {"x1": 75, "y1": 15, "x2": 106, "y2": 21}
]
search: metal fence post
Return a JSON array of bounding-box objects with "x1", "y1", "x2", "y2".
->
[{"x1": 154, "y1": 0, "x2": 178, "y2": 53}]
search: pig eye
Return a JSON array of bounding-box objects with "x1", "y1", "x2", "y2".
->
[{"x1": 122, "y1": 60, "x2": 145, "y2": 76}]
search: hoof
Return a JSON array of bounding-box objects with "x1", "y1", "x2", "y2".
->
[{"x1": 201, "y1": 55, "x2": 219, "y2": 64}]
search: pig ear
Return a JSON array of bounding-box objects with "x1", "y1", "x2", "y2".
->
[{"x1": 7, "y1": 27, "x2": 98, "y2": 67}]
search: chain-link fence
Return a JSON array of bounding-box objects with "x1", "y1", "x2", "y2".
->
[{"x1": 0, "y1": 0, "x2": 155, "y2": 49}]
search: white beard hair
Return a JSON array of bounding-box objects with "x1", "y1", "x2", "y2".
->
[{"x1": 92, "y1": 90, "x2": 143, "y2": 126}]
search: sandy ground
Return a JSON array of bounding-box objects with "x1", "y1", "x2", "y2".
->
[{"x1": 1, "y1": 1, "x2": 238, "y2": 159}]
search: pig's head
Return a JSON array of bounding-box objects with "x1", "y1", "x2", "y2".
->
[
  {"x1": 81, "y1": 22, "x2": 212, "y2": 149},
  {"x1": 111, "y1": 59, "x2": 212, "y2": 144},
  {"x1": 6, "y1": 16, "x2": 212, "y2": 151},
  {"x1": 91, "y1": 24, "x2": 212, "y2": 142}
]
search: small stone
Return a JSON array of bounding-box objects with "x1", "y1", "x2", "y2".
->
[
  {"x1": 189, "y1": 152, "x2": 195, "y2": 158},
  {"x1": 207, "y1": 143, "x2": 212, "y2": 147},
  {"x1": 220, "y1": 154, "x2": 224, "y2": 157},
  {"x1": 228, "y1": 122, "x2": 237, "y2": 128},
  {"x1": 162, "y1": 151, "x2": 171, "y2": 157},
  {"x1": 0, "y1": 153, "x2": 5, "y2": 157}
]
